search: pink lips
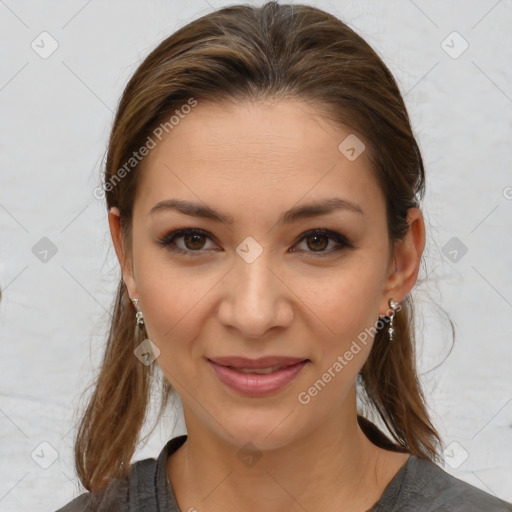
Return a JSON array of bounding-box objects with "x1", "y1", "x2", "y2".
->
[{"x1": 207, "y1": 356, "x2": 309, "y2": 397}]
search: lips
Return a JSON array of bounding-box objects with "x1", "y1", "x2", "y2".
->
[
  {"x1": 207, "y1": 356, "x2": 308, "y2": 371},
  {"x1": 207, "y1": 356, "x2": 310, "y2": 396}
]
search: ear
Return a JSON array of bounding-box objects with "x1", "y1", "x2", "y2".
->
[
  {"x1": 379, "y1": 207, "x2": 425, "y2": 315},
  {"x1": 108, "y1": 207, "x2": 138, "y2": 298}
]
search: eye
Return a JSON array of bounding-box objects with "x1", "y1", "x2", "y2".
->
[
  {"x1": 156, "y1": 228, "x2": 353, "y2": 256},
  {"x1": 291, "y1": 229, "x2": 353, "y2": 256},
  {"x1": 156, "y1": 228, "x2": 217, "y2": 255}
]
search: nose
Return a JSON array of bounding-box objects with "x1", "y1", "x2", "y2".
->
[{"x1": 216, "y1": 248, "x2": 294, "y2": 339}]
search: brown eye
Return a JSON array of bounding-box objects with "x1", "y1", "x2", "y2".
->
[
  {"x1": 157, "y1": 228, "x2": 217, "y2": 254},
  {"x1": 292, "y1": 229, "x2": 352, "y2": 256},
  {"x1": 183, "y1": 232, "x2": 207, "y2": 250},
  {"x1": 305, "y1": 233, "x2": 329, "y2": 252}
]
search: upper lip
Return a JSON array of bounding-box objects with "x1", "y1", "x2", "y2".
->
[{"x1": 208, "y1": 356, "x2": 308, "y2": 369}]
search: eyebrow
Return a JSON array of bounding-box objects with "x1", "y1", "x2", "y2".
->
[{"x1": 149, "y1": 197, "x2": 364, "y2": 225}]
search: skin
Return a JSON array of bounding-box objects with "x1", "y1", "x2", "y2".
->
[{"x1": 109, "y1": 99, "x2": 425, "y2": 512}]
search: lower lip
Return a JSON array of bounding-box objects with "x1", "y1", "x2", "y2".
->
[{"x1": 207, "y1": 359, "x2": 309, "y2": 397}]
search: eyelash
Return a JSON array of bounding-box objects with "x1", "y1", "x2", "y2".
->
[{"x1": 156, "y1": 228, "x2": 353, "y2": 257}]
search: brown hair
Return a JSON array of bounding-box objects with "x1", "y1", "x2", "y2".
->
[{"x1": 75, "y1": 1, "x2": 445, "y2": 491}]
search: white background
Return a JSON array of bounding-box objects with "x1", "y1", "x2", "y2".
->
[{"x1": 1, "y1": 0, "x2": 511, "y2": 510}]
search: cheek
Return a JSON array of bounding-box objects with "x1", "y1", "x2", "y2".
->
[
  {"x1": 137, "y1": 280, "x2": 203, "y2": 393},
  {"x1": 136, "y1": 275, "x2": 203, "y2": 350},
  {"x1": 286, "y1": 259, "x2": 386, "y2": 390},
  {"x1": 291, "y1": 261, "x2": 384, "y2": 339},
  {"x1": 132, "y1": 247, "x2": 220, "y2": 364}
]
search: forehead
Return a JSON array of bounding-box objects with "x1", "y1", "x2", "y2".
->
[
  {"x1": 146, "y1": 99, "x2": 360, "y2": 163},
  {"x1": 134, "y1": 100, "x2": 384, "y2": 220}
]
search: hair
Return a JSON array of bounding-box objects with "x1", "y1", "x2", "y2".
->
[{"x1": 75, "y1": 1, "x2": 445, "y2": 492}]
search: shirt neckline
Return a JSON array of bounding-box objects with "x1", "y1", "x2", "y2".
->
[
  {"x1": 156, "y1": 434, "x2": 187, "y2": 511},
  {"x1": 155, "y1": 434, "x2": 413, "y2": 512}
]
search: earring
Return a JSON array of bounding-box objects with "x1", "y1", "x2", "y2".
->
[
  {"x1": 387, "y1": 298, "x2": 400, "y2": 341},
  {"x1": 130, "y1": 297, "x2": 145, "y2": 327}
]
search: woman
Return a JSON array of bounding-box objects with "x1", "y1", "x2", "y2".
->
[{"x1": 56, "y1": 2, "x2": 512, "y2": 511}]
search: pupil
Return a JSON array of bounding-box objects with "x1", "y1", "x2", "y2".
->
[
  {"x1": 308, "y1": 234, "x2": 327, "y2": 251},
  {"x1": 185, "y1": 233, "x2": 204, "y2": 250}
]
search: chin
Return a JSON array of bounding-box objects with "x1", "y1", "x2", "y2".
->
[{"x1": 209, "y1": 406, "x2": 307, "y2": 452}]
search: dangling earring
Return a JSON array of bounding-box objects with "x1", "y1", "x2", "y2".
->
[
  {"x1": 387, "y1": 298, "x2": 400, "y2": 341},
  {"x1": 130, "y1": 297, "x2": 145, "y2": 328}
]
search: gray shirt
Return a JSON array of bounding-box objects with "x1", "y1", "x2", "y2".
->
[{"x1": 56, "y1": 434, "x2": 512, "y2": 511}]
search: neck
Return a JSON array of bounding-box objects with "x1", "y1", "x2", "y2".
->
[{"x1": 167, "y1": 387, "x2": 404, "y2": 512}]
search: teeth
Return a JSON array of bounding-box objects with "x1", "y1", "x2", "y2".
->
[{"x1": 232, "y1": 366, "x2": 282, "y2": 374}]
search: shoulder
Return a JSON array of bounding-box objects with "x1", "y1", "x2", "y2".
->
[
  {"x1": 55, "y1": 458, "x2": 158, "y2": 512},
  {"x1": 54, "y1": 477, "x2": 131, "y2": 512},
  {"x1": 55, "y1": 436, "x2": 187, "y2": 512},
  {"x1": 392, "y1": 456, "x2": 512, "y2": 511}
]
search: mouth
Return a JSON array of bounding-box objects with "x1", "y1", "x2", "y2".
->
[
  {"x1": 228, "y1": 365, "x2": 288, "y2": 374},
  {"x1": 206, "y1": 356, "x2": 310, "y2": 396},
  {"x1": 208, "y1": 355, "x2": 309, "y2": 369}
]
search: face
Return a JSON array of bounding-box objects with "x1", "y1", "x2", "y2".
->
[{"x1": 110, "y1": 99, "x2": 422, "y2": 451}]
